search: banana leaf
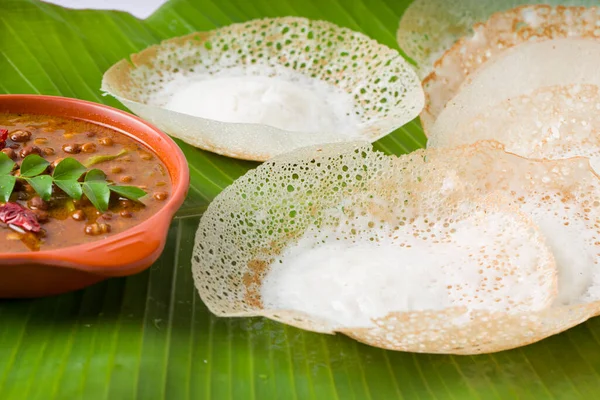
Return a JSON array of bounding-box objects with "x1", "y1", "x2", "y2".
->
[{"x1": 0, "y1": 0, "x2": 598, "y2": 399}]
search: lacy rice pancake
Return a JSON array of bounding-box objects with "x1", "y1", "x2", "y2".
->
[
  {"x1": 190, "y1": 140, "x2": 600, "y2": 353},
  {"x1": 102, "y1": 17, "x2": 424, "y2": 161},
  {"x1": 428, "y1": 39, "x2": 600, "y2": 146}
]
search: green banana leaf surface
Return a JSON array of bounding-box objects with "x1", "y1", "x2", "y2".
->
[{"x1": 1, "y1": 0, "x2": 599, "y2": 398}]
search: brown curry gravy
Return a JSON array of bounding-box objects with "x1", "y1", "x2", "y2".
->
[{"x1": 0, "y1": 113, "x2": 172, "y2": 252}]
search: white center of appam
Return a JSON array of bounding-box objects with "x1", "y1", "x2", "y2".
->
[
  {"x1": 261, "y1": 210, "x2": 555, "y2": 328},
  {"x1": 158, "y1": 73, "x2": 360, "y2": 134},
  {"x1": 518, "y1": 195, "x2": 598, "y2": 306}
]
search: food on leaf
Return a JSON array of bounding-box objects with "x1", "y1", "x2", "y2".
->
[
  {"x1": 102, "y1": 17, "x2": 424, "y2": 161},
  {"x1": 396, "y1": 0, "x2": 597, "y2": 79},
  {"x1": 192, "y1": 141, "x2": 600, "y2": 354},
  {"x1": 419, "y1": 6, "x2": 600, "y2": 176},
  {"x1": 419, "y1": 5, "x2": 600, "y2": 133},
  {"x1": 426, "y1": 38, "x2": 600, "y2": 173},
  {"x1": 427, "y1": 39, "x2": 600, "y2": 143}
]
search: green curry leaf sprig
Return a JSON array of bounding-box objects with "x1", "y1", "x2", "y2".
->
[{"x1": 0, "y1": 153, "x2": 146, "y2": 212}]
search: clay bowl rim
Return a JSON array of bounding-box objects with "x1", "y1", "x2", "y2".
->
[{"x1": 0, "y1": 94, "x2": 189, "y2": 271}]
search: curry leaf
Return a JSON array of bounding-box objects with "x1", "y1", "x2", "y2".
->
[
  {"x1": 0, "y1": 175, "x2": 16, "y2": 202},
  {"x1": 0, "y1": 153, "x2": 15, "y2": 176},
  {"x1": 82, "y1": 181, "x2": 110, "y2": 212},
  {"x1": 84, "y1": 149, "x2": 127, "y2": 167},
  {"x1": 55, "y1": 180, "x2": 83, "y2": 200},
  {"x1": 20, "y1": 155, "x2": 50, "y2": 177},
  {"x1": 25, "y1": 175, "x2": 53, "y2": 201},
  {"x1": 85, "y1": 169, "x2": 107, "y2": 182},
  {"x1": 0, "y1": 151, "x2": 148, "y2": 211},
  {"x1": 52, "y1": 158, "x2": 86, "y2": 181},
  {"x1": 109, "y1": 185, "x2": 147, "y2": 202}
]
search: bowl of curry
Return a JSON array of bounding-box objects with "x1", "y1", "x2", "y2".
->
[{"x1": 0, "y1": 95, "x2": 189, "y2": 298}]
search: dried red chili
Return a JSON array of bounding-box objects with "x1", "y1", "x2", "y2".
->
[
  {"x1": 0, "y1": 129, "x2": 8, "y2": 149},
  {"x1": 0, "y1": 202, "x2": 41, "y2": 232}
]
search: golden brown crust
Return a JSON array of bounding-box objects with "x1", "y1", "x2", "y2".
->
[{"x1": 343, "y1": 303, "x2": 598, "y2": 354}]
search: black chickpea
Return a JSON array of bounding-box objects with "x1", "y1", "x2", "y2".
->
[
  {"x1": 153, "y1": 191, "x2": 168, "y2": 201},
  {"x1": 81, "y1": 143, "x2": 97, "y2": 153},
  {"x1": 119, "y1": 199, "x2": 134, "y2": 208},
  {"x1": 9, "y1": 143, "x2": 20, "y2": 150},
  {"x1": 19, "y1": 145, "x2": 42, "y2": 158},
  {"x1": 84, "y1": 223, "x2": 110, "y2": 235},
  {"x1": 43, "y1": 147, "x2": 55, "y2": 156},
  {"x1": 84, "y1": 223, "x2": 100, "y2": 235},
  {"x1": 120, "y1": 210, "x2": 133, "y2": 218},
  {"x1": 71, "y1": 210, "x2": 85, "y2": 221},
  {"x1": 62, "y1": 143, "x2": 81, "y2": 154},
  {"x1": 10, "y1": 130, "x2": 31, "y2": 142},
  {"x1": 1, "y1": 148, "x2": 16, "y2": 160},
  {"x1": 101, "y1": 212, "x2": 113, "y2": 221},
  {"x1": 29, "y1": 196, "x2": 48, "y2": 210},
  {"x1": 98, "y1": 137, "x2": 113, "y2": 146}
]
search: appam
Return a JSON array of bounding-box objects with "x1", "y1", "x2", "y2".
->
[
  {"x1": 420, "y1": 5, "x2": 600, "y2": 133},
  {"x1": 397, "y1": 0, "x2": 597, "y2": 79},
  {"x1": 188, "y1": 141, "x2": 600, "y2": 354},
  {"x1": 102, "y1": 17, "x2": 424, "y2": 161},
  {"x1": 429, "y1": 38, "x2": 600, "y2": 144},
  {"x1": 428, "y1": 84, "x2": 600, "y2": 174}
]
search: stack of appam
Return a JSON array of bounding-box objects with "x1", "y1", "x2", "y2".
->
[
  {"x1": 408, "y1": 3, "x2": 600, "y2": 169},
  {"x1": 188, "y1": 5, "x2": 600, "y2": 354}
]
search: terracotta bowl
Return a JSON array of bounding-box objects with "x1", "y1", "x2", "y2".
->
[{"x1": 0, "y1": 95, "x2": 189, "y2": 298}]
